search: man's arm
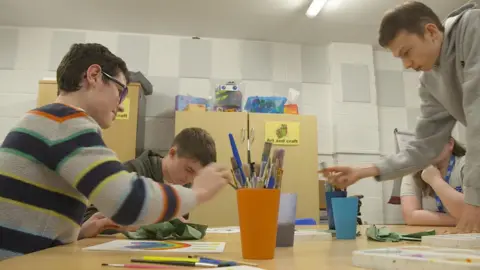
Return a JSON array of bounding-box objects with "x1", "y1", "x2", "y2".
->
[
  {"x1": 55, "y1": 121, "x2": 197, "y2": 226},
  {"x1": 373, "y1": 81, "x2": 456, "y2": 181},
  {"x1": 460, "y1": 11, "x2": 480, "y2": 206}
]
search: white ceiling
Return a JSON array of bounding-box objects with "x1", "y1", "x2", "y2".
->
[{"x1": 0, "y1": 0, "x2": 473, "y2": 47}]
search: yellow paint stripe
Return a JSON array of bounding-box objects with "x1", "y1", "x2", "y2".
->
[
  {"x1": 88, "y1": 170, "x2": 131, "y2": 202},
  {"x1": 0, "y1": 171, "x2": 88, "y2": 206},
  {"x1": 0, "y1": 197, "x2": 80, "y2": 228},
  {"x1": 72, "y1": 157, "x2": 120, "y2": 187}
]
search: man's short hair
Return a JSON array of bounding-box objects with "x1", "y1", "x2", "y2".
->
[
  {"x1": 57, "y1": 43, "x2": 130, "y2": 93},
  {"x1": 173, "y1": 127, "x2": 216, "y2": 166},
  {"x1": 378, "y1": 1, "x2": 444, "y2": 47}
]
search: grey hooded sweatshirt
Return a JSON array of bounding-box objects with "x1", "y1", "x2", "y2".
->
[{"x1": 374, "y1": 2, "x2": 480, "y2": 206}]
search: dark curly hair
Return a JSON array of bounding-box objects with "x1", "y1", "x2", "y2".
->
[{"x1": 56, "y1": 43, "x2": 129, "y2": 93}]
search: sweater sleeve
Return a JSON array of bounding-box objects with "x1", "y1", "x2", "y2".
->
[
  {"x1": 54, "y1": 119, "x2": 197, "y2": 226},
  {"x1": 460, "y1": 12, "x2": 480, "y2": 206},
  {"x1": 373, "y1": 78, "x2": 456, "y2": 182}
]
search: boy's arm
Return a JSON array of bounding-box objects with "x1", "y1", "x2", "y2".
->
[
  {"x1": 460, "y1": 12, "x2": 480, "y2": 206},
  {"x1": 54, "y1": 122, "x2": 197, "y2": 226},
  {"x1": 373, "y1": 83, "x2": 456, "y2": 181},
  {"x1": 83, "y1": 153, "x2": 153, "y2": 224}
]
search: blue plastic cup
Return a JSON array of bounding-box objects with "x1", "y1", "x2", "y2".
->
[
  {"x1": 325, "y1": 191, "x2": 347, "y2": 230},
  {"x1": 331, "y1": 197, "x2": 358, "y2": 240}
]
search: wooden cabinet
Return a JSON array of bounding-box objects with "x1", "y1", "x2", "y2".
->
[
  {"x1": 175, "y1": 111, "x2": 319, "y2": 226},
  {"x1": 37, "y1": 80, "x2": 146, "y2": 162}
]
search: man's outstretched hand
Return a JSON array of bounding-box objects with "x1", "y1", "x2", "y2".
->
[
  {"x1": 322, "y1": 165, "x2": 380, "y2": 189},
  {"x1": 322, "y1": 166, "x2": 361, "y2": 189}
]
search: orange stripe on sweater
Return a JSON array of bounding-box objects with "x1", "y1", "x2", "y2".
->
[
  {"x1": 155, "y1": 183, "x2": 168, "y2": 223},
  {"x1": 29, "y1": 110, "x2": 88, "y2": 123}
]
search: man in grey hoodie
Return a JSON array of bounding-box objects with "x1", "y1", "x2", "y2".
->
[{"x1": 325, "y1": 1, "x2": 480, "y2": 232}]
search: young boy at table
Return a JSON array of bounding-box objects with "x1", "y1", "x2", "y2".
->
[
  {"x1": 0, "y1": 43, "x2": 231, "y2": 260},
  {"x1": 83, "y1": 127, "x2": 216, "y2": 234},
  {"x1": 324, "y1": 1, "x2": 480, "y2": 233},
  {"x1": 401, "y1": 138, "x2": 466, "y2": 226}
]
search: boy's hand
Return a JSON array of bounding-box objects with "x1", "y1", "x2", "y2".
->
[
  {"x1": 192, "y1": 163, "x2": 231, "y2": 204},
  {"x1": 177, "y1": 216, "x2": 188, "y2": 223},
  {"x1": 79, "y1": 212, "x2": 120, "y2": 239}
]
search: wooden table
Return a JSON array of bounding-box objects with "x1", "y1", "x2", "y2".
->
[{"x1": 0, "y1": 225, "x2": 447, "y2": 270}]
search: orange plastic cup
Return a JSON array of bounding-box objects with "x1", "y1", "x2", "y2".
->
[{"x1": 237, "y1": 188, "x2": 280, "y2": 260}]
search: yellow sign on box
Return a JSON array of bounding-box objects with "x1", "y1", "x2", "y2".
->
[
  {"x1": 115, "y1": 97, "x2": 130, "y2": 120},
  {"x1": 265, "y1": 121, "x2": 300, "y2": 145}
]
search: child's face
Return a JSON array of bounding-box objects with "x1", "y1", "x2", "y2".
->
[
  {"x1": 164, "y1": 151, "x2": 203, "y2": 186},
  {"x1": 85, "y1": 66, "x2": 127, "y2": 129}
]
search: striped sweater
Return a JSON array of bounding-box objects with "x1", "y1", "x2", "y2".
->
[{"x1": 0, "y1": 103, "x2": 197, "y2": 260}]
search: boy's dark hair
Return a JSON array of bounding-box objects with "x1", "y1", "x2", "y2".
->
[
  {"x1": 56, "y1": 43, "x2": 130, "y2": 93},
  {"x1": 173, "y1": 127, "x2": 216, "y2": 166},
  {"x1": 378, "y1": 1, "x2": 444, "y2": 47}
]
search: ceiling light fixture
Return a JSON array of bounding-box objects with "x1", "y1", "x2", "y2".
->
[{"x1": 305, "y1": 0, "x2": 329, "y2": 18}]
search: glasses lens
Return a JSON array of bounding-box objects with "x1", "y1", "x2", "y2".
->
[{"x1": 119, "y1": 87, "x2": 128, "y2": 104}]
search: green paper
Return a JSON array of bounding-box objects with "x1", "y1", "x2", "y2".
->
[
  {"x1": 366, "y1": 225, "x2": 436, "y2": 242},
  {"x1": 123, "y1": 219, "x2": 208, "y2": 241}
]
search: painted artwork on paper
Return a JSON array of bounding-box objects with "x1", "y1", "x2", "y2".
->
[{"x1": 83, "y1": 240, "x2": 225, "y2": 253}]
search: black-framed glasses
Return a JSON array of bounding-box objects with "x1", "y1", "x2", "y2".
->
[{"x1": 102, "y1": 71, "x2": 128, "y2": 104}]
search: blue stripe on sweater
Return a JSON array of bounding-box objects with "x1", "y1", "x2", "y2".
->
[
  {"x1": 110, "y1": 177, "x2": 146, "y2": 225},
  {"x1": 0, "y1": 225, "x2": 63, "y2": 255},
  {"x1": 0, "y1": 174, "x2": 86, "y2": 225},
  {"x1": 76, "y1": 160, "x2": 125, "y2": 198}
]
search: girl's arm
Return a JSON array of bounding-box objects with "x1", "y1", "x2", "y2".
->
[
  {"x1": 429, "y1": 177, "x2": 465, "y2": 220},
  {"x1": 400, "y1": 174, "x2": 456, "y2": 226},
  {"x1": 401, "y1": 195, "x2": 457, "y2": 226}
]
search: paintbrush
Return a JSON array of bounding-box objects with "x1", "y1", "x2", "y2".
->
[
  {"x1": 319, "y1": 161, "x2": 335, "y2": 191},
  {"x1": 259, "y1": 142, "x2": 272, "y2": 178},
  {"x1": 246, "y1": 136, "x2": 255, "y2": 178},
  {"x1": 242, "y1": 163, "x2": 255, "y2": 188},
  {"x1": 230, "y1": 169, "x2": 238, "y2": 189},
  {"x1": 275, "y1": 149, "x2": 285, "y2": 189},
  {"x1": 230, "y1": 157, "x2": 243, "y2": 188}
]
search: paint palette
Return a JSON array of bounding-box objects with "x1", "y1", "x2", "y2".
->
[
  {"x1": 294, "y1": 229, "x2": 332, "y2": 241},
  {"x1": 83, "y1": 240, "x2": 225, "y2": 253},
  {"x1": 421, "y1": 234, "x2": 480, "y2": 249},
  {"x1": 352, "y1": 245, "x2": 480, "y2": 269}
]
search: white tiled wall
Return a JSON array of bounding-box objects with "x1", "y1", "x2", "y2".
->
[{"x1": 0, "y1": 26, "x2": 459, "y2": 225}]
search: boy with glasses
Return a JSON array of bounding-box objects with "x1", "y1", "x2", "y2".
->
[{"x1": 0, "y1": 43, "x2": 231, "y2": 260}]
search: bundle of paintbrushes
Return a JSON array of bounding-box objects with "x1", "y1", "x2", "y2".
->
[
  {"x1": 318, "y1": 161, "x2": 345, "y2": 192},
  {"x1": 228, "y1": 133, "x2": 285, "y2": 189}
]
